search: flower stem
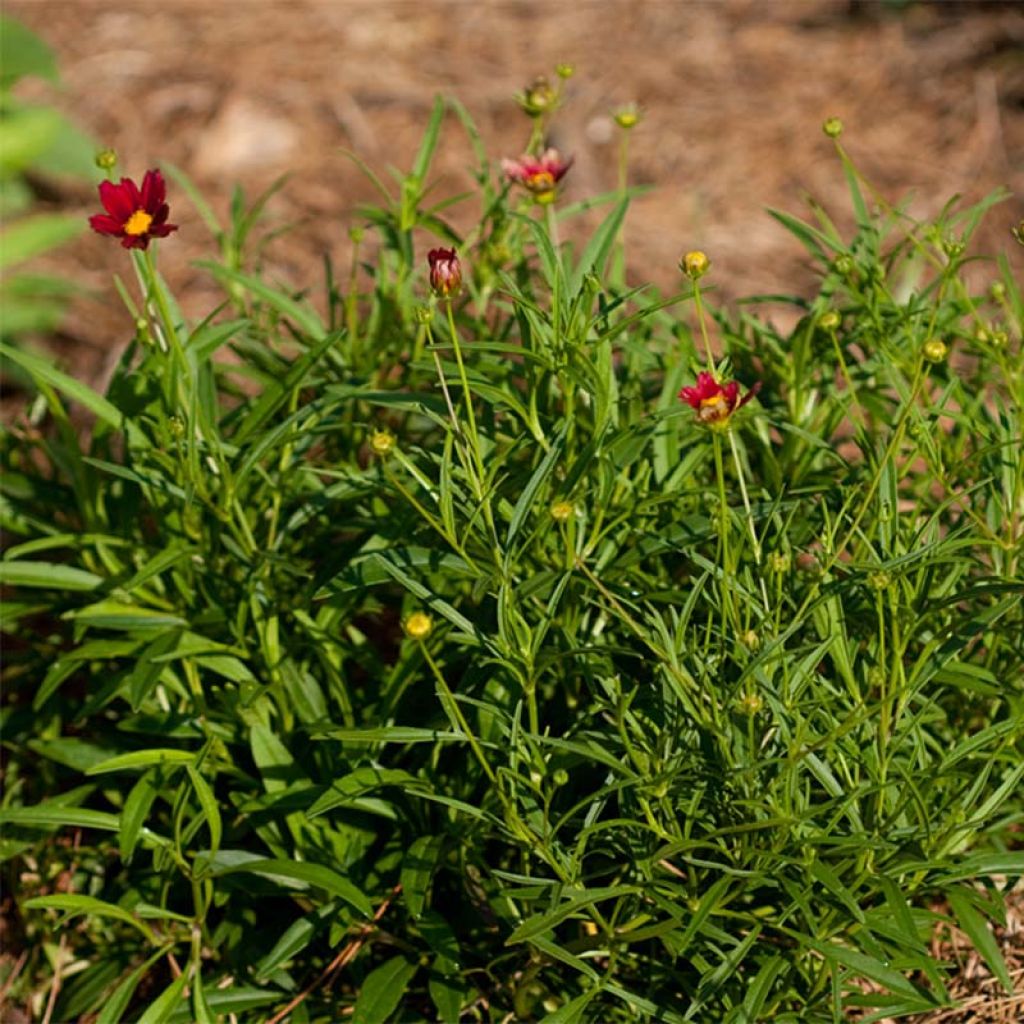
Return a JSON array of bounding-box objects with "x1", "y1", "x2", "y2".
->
[
  {"x1": 692, "y1": 281, "x2": 716, "y2": 371},
  {"x1": 420, "y1": 641, "x2": 495, "y2": 784}
]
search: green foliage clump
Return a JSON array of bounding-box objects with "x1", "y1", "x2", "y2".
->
[{"x1": 2, "y1": 82, "x2": 1023, "y2": 1023}]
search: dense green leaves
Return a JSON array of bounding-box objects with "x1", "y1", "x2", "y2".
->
[{"x1": 3, "y1": 79, "x2": 1022, "y2": 1024}]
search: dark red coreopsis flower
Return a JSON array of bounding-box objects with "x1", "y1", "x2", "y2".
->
[
  {"x1": 502, "y1": 148, "x2": 573, "y2": 203},
  {"x1": 679, "y1": 372, "x2": 760, "y2": 429},
  {"x1": 89, "y1": 169, "x2": 177, "y2": 250},
  {"x1": 428, "y1": 247, "x2": 462, "y2": 298}
]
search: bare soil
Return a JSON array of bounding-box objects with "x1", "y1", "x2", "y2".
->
[{"x1": 4, "y1": 0, "x2": 1024, "y2": 389}]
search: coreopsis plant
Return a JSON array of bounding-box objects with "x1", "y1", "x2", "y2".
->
[
  {"x1": 502, "y1": 147, "x2": 573, "y2": 202},
  {"x1": 2, "y1": 76, "x2": 1022, "y2": 1024},
  {"x1": 679, "y1": 370, "x2": 760, "y2": 428},
  {"x1": 88, "y1": 168, "x2": 177, "y2": 249}
]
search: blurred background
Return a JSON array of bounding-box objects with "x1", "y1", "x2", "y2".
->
[{"x1": 4, "y1": 0, "x2": 1023, "y2": 387}]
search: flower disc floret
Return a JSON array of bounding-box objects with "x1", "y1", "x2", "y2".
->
[
  {"x1": 502, "y1": 149, "x2": 573, "y2": 203},
  {"x1": 88, "y1": 169, "x2": 178, "y2": 250},
  {"x1": 679, "y1": 372, "x2": 760, "y2": 429}
]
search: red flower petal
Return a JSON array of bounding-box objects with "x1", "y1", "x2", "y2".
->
[
  {"x1": 737, "y1": 381, "x2": 762, "y2": 409},
  {"x1": 98, "y1": 180, "x2": 133, "y2": 221},
  {"x1": 89, "y1": 213, "x2": 123, "y2": 235},
  {"x1": 721, "y1": 381, "x2": 739, "y2": 409},
  {"x1": 122, "y1": 176, "x2": 142, "y2": 210},
  {"x1": 121, "y1": 233, "x2": 149, "y2": 250},
  {"x1": 149, "y1": 222, "x2": 178, "y2": 238},
  {"x1": 140, "y1": 169, "x2": 165, "y2": 213}
]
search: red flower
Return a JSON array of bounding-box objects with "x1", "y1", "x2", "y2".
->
[
  {"x1": 502, "y1": 148, "x2": 573, "y2": 203},
  {"x1": 679, "y1": 372, "x2": 760, "y2": 428},
  {"x1": 428, "y1": 247, "x2": 462, "y2": 297},
  {"x1": 89, "y1": 169, "x2": 177, "y2": 250}
]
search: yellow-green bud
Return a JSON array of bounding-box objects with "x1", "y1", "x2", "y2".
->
[
  {"x1": 94, "y1": 148, "x2": 117, "y2": 170},
  {"x1": 369, "y1": 429, "x2": 396, "y2": 457},
  {"x1": 613, "y1": 103, "x2": 641, "y2": 130},
  {"x1": 819, "y1": 310, "x2": 841, "y2": 331},
  {"x1": 404, "y1": 612, "x2": 433, "y2": 640},
  {"x1": 738, "y1": 692, "x2": 764, "y2": 715},
  {"x1": 942, "y1": 237, "x2": 964, "y2": 259},
  {"x1": 990, "y1": 281, "x2": 1006, "y2": 301},
  {"x1": 768, "y1": 552, "x2": 790, "y2": 573},
  {"x1": 680, "y1": 250, "x2": 709, "y2": 280},
  {"x1": 552, "y1": 768, "x2": 569, "y2": 787},
  {"x1": 868, "y1": 571, "x2": 891, "y2": 592},
  {"x1": 822, "y1": 117, "x2": 843, "y2": 139},
  {"x1": 518, "y1": 76, "x2": 556, "y2": 117},
  {"x1": 556, "y1": 63, "x2": 575, "y2": 80},
  {"x1": 923, "y1": 338, "x2": 948, "y2": 363},
  {"x1": 550, "y1": 500, "x2": 574, "y2": 522},
  {"x1": 414, "y1": 305, "x2": 433, "y2": 325},
  {"x1": 835, "y1": 255, "x2": 855, "y2": 278},
  {"x1": 741, "y1": 629, "x2": 760, "y2": 651},
  {"x1": 349, "y1": 226, "x2": 365, "y2": 244}
]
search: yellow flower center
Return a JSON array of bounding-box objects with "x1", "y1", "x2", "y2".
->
[
  {"x1": 528, "y1": 171, "x2": 556, "y2": 192},
  {"x1": 124, "y1": 209, "x2": 153, "y2": 236},
  {"x1": 700, "y1": 393, "x2": 726, "y2": 409}
]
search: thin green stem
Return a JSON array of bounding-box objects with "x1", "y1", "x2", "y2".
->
[
  {"x1": 420, "y1": 642, "x2": 496, "y2": 784},
  {"x1": 692, "y1": 281, "x2": 716, "y2": 371}
]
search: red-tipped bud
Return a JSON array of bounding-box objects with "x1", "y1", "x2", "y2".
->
[{"x1": 428, "y1": 247, "x2": 462, "y2": 298}]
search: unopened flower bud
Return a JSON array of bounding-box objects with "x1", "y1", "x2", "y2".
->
[
  {"x1": 94, "y1": 148, "x2": 117, "y2": 171},
  {"x1": 552, "y1": 768, "x2": 570, "y2": 787},
  {"x1": 990, "y1": 281, "x2": 1006, "y2": 301},
  {"x1": 835, "y1": 255, "x2": 855, "y2": 278},
  {"x1": 550, "y1": 500, "x2": 574, "y2": 522},
  {"x1": 768, "y1": 551, "x2": 790, "y2": 574},
  {"x1": 923, "y1": 338, "x2": 948, "y2": 363},
  {"x1": 369, "y1": 429, "x2": 396, "y2": 457},
  {"x1": 414, "y1": 305, "x2": 433, "y2": 325},
  {"x1": 680, "y1": 250, "x2": 709, "y2": 280},
  {"x1": 404, "y1": 612, "x2": 433, "y2": 640},
  {"x1": 738, "y1": 692, "x2": 764, "y2": 715},
  {"x1": 518, "y1": 76, "x2": 557, "y2": 117},
  {"x1": 349, "y1": 226, "x2": 364, "y2": 244},
  {"x1": 613, "y1": 103, "x2": 641, "y2": 130},
  {"x1": 822, "y1": 117, "x2": 843, "y2": 139},
  {"x1": 942, "y1": 237, "x2": 964, "y2": 259},
  {"x1": 427, "y1": 247, "x2": 462, "y2": 298},
  {"x1": 820, "y1": 310, "x2": 841, "y2": 331},
  {"x1": 992, "y1": 329, "x2": 1008, "y2": 348},
  {"x1": 868, "y1": 571, "x2": 891, "y2": 592},
  {"x1": 740, "y1": 629, "x2": 760, "y2": 651},
  {"x1": 556, "y1": 63, "x2": 575, "y2": 80}
]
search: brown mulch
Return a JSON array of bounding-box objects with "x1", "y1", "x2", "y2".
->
[{"x1": 4, "y1": 0, "x2": 1023, "y2": 391}]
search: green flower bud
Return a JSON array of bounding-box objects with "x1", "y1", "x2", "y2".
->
[
  {"x1": 94, "y1": 148, "x2": 118, "y2": 171},
  {"x1": 822, "y1": 117, "x2": 843, "y2": 139}
]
